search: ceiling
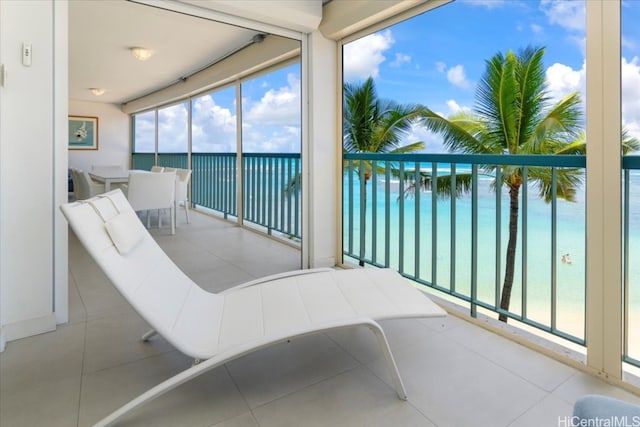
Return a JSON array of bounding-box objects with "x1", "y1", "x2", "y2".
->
[{"x1": 69, "y1": 1, "x2": 267, "y2": 105}]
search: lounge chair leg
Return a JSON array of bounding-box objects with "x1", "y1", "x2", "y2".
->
[
  {"x1": 93, "y1": 355, "x2": 225, "y2": 427},
  {"x1": 170, "y1": 206, "x2": 175, "y2": 235},
  {"x1": 141, "y1": 329, "x2": 157, "y2": 342},
  {"x1": 366, "y1": 322, "x2": 408, "y2": 400}
]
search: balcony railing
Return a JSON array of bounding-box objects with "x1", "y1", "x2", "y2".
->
[
  {"x1": 344, "y1": 153, "x2": 587, "y2": 348},
  {"x1": 132, "y1": 150, "x2": 640, "y2": 369},
  {"x1": 132, "y1": 152, "x2": 301, "y2": 239}
]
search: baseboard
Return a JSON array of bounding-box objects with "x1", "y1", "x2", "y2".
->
[
  {"x1": 311, "y1": 256, "x2": 336, "y2": 268},
  {"x1": 0, "y1": 314, "x2": 57, "y2": 351}
]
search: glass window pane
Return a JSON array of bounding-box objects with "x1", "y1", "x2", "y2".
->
[
  {"x1": 241, "y1": 63, "x2": 301, "y2": 153},
  {"x1": 158, "y1": 102, "x2": 188, "y2": 153},
  {"x1": 192, "y1": 86, "x2": 237, "y2": 153},
  {"x1": 133, "y1": 110, "x2": 155, "y2": 153}
]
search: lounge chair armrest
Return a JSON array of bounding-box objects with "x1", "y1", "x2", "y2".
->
[{"x1": 220, "y1": 267, "x2": 336, "y2": 293}]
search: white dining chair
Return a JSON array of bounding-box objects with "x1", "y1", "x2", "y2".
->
[
  {"x1": 150, "y1": 166, "x2": 164, "y2": 173},
  {"x1": 72, "y1": 168, "x2": 105, "y2": 200},
  {"x1": 126, "y1": 170, "x2": 176, "y2": 234},
  {"x1": 174, "y1": 168, "x2": 192, "y2": 226}
]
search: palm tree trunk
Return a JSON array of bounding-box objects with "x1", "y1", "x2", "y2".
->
[{"x1": 499, "y1": 183, "x2": 520, "y2": 322}]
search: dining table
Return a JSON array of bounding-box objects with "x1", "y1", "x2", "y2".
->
[{"x1": 89, "y1": 168, "x2": 141, "y2": 191}]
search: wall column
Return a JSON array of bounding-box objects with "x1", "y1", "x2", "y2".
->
[
  {"x1": 303, "y1": 30, "x2": 339, "y2": 268},
  {"x1": 0, "y1": 0, "x2": 68, "y2": 348},
  {"x1": 585, "y1": 0, "x2": 622, "y2": 379}
]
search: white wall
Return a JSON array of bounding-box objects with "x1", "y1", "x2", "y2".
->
[
  {"x1": 68, "y1": 100, "x2": 130, "y2": 172},
  {"x1": 0, "y1": 0, "x2": 68, "y2": 349}
]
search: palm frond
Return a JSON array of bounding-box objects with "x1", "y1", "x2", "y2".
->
[
  {"x1": 476, "y1": 51, "x2": 519, "y2": 152},
  {"x1": 343, "y1": 77, "x2": 426, "y2": 157},
  {"x1": 400, "y1": 171, "x2": 474, "y2": 200},
  {"x1": 623, "y1": 128, "x2": 640, "y2": 154},
  {"x1": 525, "y1": 166, "x2": 584, "y2": 202},
  {"x1": 514, "y1": 46, "x2": 548, "y2": 149},
  {"x1": 419, "y1": 108, "x2": 495, "y2": 154}
]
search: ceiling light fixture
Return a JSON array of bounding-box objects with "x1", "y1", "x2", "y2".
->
[
  {"x1": 89, "y1": 88, "x2": 105, "y2": 96},
  {"x1": 130, "y1": 47, "x2": 152, "y2": 61}
]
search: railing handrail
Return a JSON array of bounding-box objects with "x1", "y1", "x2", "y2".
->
[
  {"x1": 344, "y1": 152, "x2": 586, "y2": 167},
  {"x1": 622, "y1": 155, "x2": 640, "y2": 169}
]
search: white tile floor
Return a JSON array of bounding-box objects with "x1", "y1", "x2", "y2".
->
[{"x1": 2, "y1": 209, "x2": 640, "y2": 427}]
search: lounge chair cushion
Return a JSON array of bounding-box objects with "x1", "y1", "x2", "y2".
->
[{"x1": 105, "y1": 211, "x2": 145, "y2": 255}]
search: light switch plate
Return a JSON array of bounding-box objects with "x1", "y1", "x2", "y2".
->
[{"x1": 22, "y1": 43, "x2": 32, "y2": 66}]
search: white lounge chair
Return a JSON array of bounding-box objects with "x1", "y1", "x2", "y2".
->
[{"x1": 60, "y1": 189, "x2": 446, "y2": 427}]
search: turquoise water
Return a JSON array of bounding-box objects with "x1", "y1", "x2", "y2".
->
[{"x1": 343, "y1": 169, "x2": 640, "y2": 350}]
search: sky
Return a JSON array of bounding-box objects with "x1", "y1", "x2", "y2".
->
[
  {"x1": 136, "y1": 0, "x2": 640, "y2": 155},
  {"x1": 343, "y1": 0, "x2": 640, "y2": 153}
]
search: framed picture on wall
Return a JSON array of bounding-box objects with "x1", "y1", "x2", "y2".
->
[{"x1": 68, "y1": 115, "x2": 98, "y2": 150}]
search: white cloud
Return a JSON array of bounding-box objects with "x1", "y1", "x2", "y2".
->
[
  {"x1": 623, "y1": 35, "x2": 637, "y2": 52},
  {"x1": 398, "y1": 100, "x2": 474, "y2": 154},
  {"x1": 391, "y1": 53, "x2": 411, "y2": 68},
  {"x1": 401, "y1": 122, "x2": 447, "y2": 153},
  {"x1": 622, "y1": 56, "x2": 640, "y2": 140},
  {"x1": 343, "y1": 30, "x2": 394, "y2": 81},
  {"x1": 540, "y1": 0, "x2": 585, "y2": 54},
  {"x1": 157, "y1": 103, "x2": 188, "y2": 152},
  {"x1": 460, "y1": 0, "x2": 506, "y2": 9},
  {"x1": 540, "y1": 0, "x2": 586, "y2": 32},
  {"x1": 241, "y1": 73, "x2": 302, "y2": 152},
  {"x1": 446, "y1": 99, "x2": 468, "y2": 115},
  {"x1": 243, "y1": 73, "x2": 301, "y2": 127},
  {"x1": 543, "y1": 56, "x2": 640, "y2": 142},
  {"x1": 540, "y1": 0, "x2": 585, "y2": 32},
  {"x1": 530, "y1": 23, "x2": 543, "y2": 34},
  {"x1": 133, "y1": 113, "x2": 156, "y2": 152},
  {"x1": 447, "y1": 65, "x2": 471, "y2": 89},
  {"x1": 241, "y1": 123, "x2": 300, "y2": 153},
  {"x1": 191, "y1": 96, "x2": 237, "y2": 152},
  {"x1": 544, "y1": 61, "x2": 585, "y2": 104}
]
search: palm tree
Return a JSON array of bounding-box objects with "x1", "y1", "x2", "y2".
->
[
  {"x1": 343, "y1": 77, "x2": 426, "y2": 265},
  {"x1": 417, "y1": 46, "x2": 640, "y2": 322}
]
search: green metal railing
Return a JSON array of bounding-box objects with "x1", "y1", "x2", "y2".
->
[
  {"x1": 131, "y1": 153, "x2": 155, "y2": 171},
  {"x1": 130, "y1": 150, "x2": 640, "y2": 367},
  {"x1": 242, "y1": 153, "x2": 301, "y2": 238},
  {"x1": 131, "y1": 152, "x2": 301, "y2": 238},
  {"x1": 343, "y1": 153, "x2": 587, "y2": 346},
  {"x1": 192, "y1": 153, "x2": 237, "y2": 218}
]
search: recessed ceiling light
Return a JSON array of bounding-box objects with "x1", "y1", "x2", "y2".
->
[
  {"x1": 130, "y1": 47, "x2": 152, "y2": 61},
  {"x1": 89, "y1": 88, "x2": 105, "y2": 96}
]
